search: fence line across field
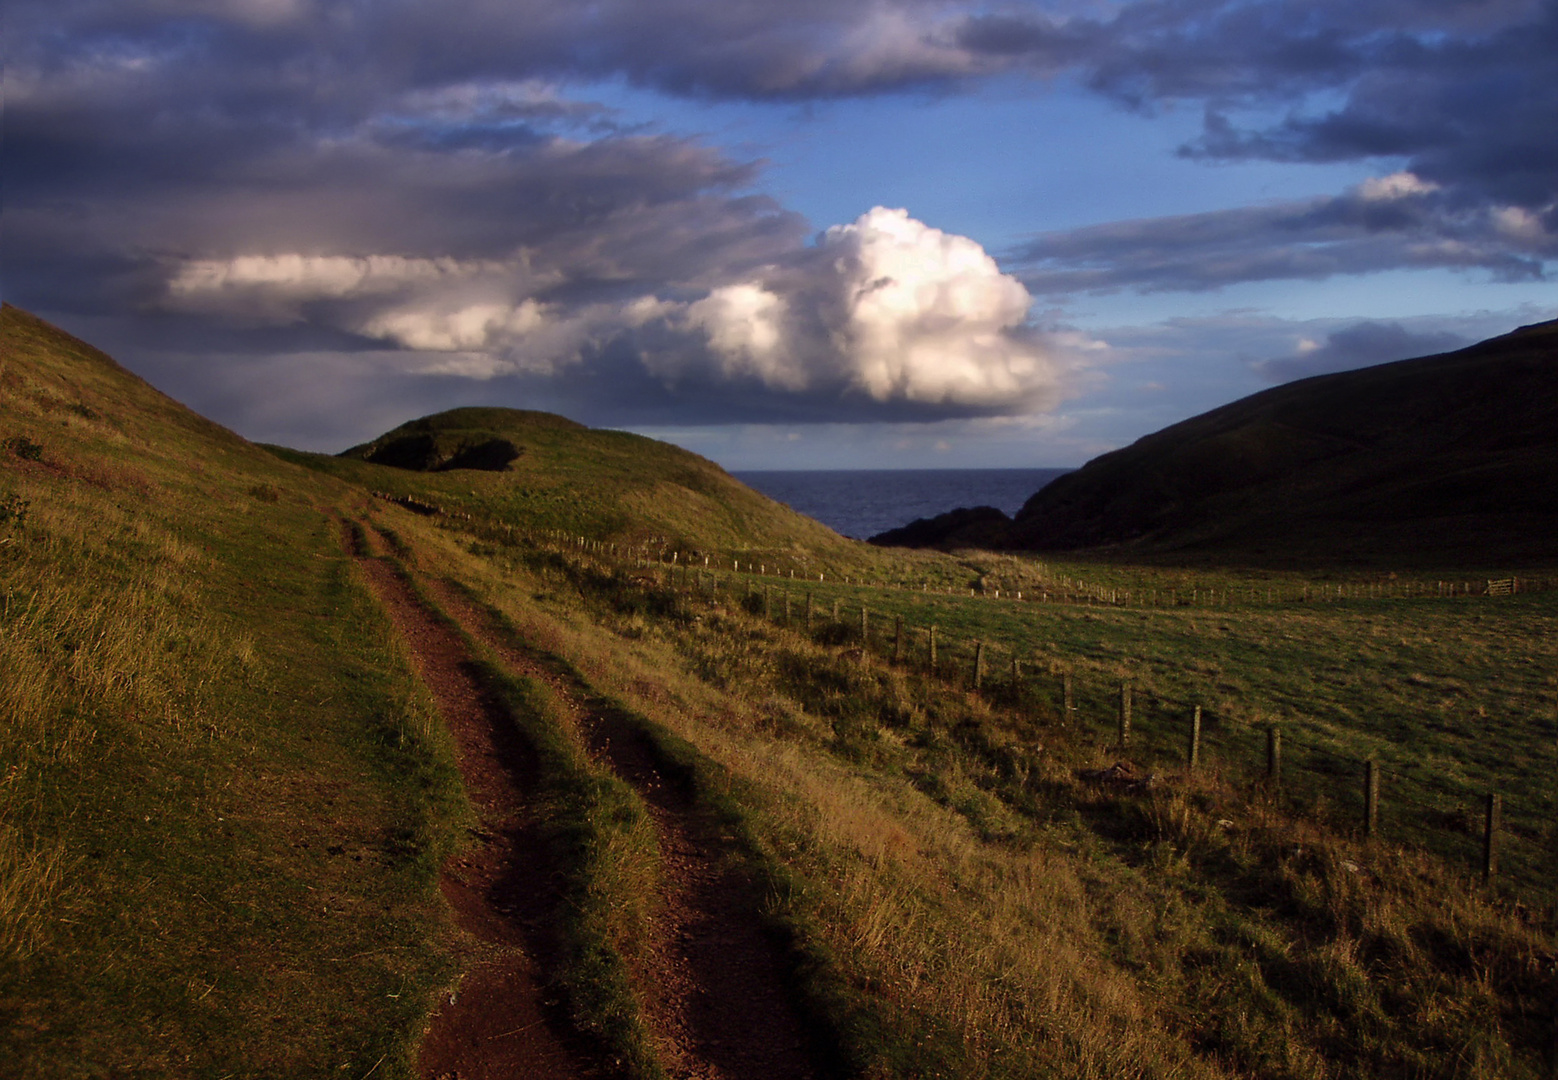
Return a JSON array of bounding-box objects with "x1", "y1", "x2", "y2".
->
[
  {"x1": 495, "y1": 518, "x2": 1553, "y2": 606},
  {"x1": 739, "y1": 569, "x2": 1537, "y2": 894},
  {"x1": 463, "y1": 522, "x2": 1553, "y2": 899}
]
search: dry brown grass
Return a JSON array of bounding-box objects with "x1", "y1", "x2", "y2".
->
[{"x1": 383, "y1": 514, "x2": 1557, "y2": 1079}]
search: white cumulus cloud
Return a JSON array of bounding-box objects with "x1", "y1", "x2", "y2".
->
[
  {"x1": 676, "y1": 207, "x2": 1069, "y2": 411},
  {"x1": 359, "y1": 300, "x2": 550, "y2": 352},
  {"x1": 831, "y1": 206, "x2": 1048, "y2": 405},
  {"x1": 685, "y1": 283, "x2": 802, "y2": 389},
  {"x1": 160, "y1": 210, "x2": 1084, "y2": 415}
]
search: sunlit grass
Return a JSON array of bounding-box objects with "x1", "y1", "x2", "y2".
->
[
  {"x1": 382, "y1": 509, "x2": 1557, "y2": 1079},
  {"x1": 9, "y1": 299, "x2": 1556, "y2": 1079},
  {"x1": 1, "y1": 306, "x2": 469, "y2": 1078}
]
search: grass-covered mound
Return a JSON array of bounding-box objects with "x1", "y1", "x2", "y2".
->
[
  {"x1": 284, "y1": 406, "x2": 857, "y2": 560},
  {"x1": 1008, "y1": 319, "x2": 1558, "y2": 564}
]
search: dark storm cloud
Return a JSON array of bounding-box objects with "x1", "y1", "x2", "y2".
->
[
  {"x1": 6, "y1": 0, "x2": 1557, "y2": 444},
  {"x1": 1254, "y1": 320, "x2": 1468, "y2": 383},
  {"x1": 1152, "y1": 2, "x2": 1558, "y2": 208},
  {"x1": 973, "y1": 0, "x2": 1558, "y2": 291},
  {"x1": 1009, "y1": 175, "x2": 1554, "y2": 295},
  {"x1": 5, "y1": 0, "x2": 1001, "y2": 110},
  {"x1": 6, "y1": 0, "x2": 1091, "y2": 437}
]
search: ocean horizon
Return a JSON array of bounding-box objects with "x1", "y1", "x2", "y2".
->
[{"x1": 732, "y1": 468, "x2": 1070, "y2": 540}]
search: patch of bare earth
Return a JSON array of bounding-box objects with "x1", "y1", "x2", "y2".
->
[
  {"x1": 423, "y1": 573, "x2": 831, "y2": 1080},
  {"x1": 343, "y1": 521, "x2": 601, "y2": 1080}
]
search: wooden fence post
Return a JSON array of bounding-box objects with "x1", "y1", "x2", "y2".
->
[
  {"x1": 860, "y1": 605, "x2": 869, "y2": 644},
  {"x1": 832, "y1": 597, "x2": 840, "y2": 620},
  {"x1": 1267, "y1": 726, "x2": 1282, "y2": 790},
  {"x1": 805, "y1": 591, "x2": 813, "y2": 630},
  {"x1": 928, "y1": 625, "x2": 937, "y2": 672},
  {"x1": 1011, "y1": 656, "x2": 1022, "y2": 689},
  {"x1": 1365, "y1": 760, "x2": 1380, "y2": 838},
  {"x1": 973, "y1": 641, "x2": 985, "y2": 692},
  {"x1": 894, "y1": 615, "x2": 903, "y2": 663},
  {"x1": 1482, "y1": 792, "x2": 1501, "y2": 884},
  {"x1": 1188, "y1": 705, "x2": 1201, "y2": 773},
  {"x1": 1117, "y1": 682, "x2": 1132, "y2": 747},
  {"x1": 1062, "y1": 671, "x2": 1074, "y2": 724}
]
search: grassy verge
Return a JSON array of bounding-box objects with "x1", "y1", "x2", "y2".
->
[{"x1": 389, "y1": 515, "x2": 1558, "y2": 1079}]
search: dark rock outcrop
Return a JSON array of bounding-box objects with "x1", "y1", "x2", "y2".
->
[{"x1": 868, "y1": 505, "x2": 1012, "y2": 549}]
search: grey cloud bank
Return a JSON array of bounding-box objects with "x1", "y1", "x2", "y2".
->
[
  {"x1": 1255, "y1": 321, "x2": 1469, "y2": 383},
  {"x1": 5, "y1": 0, "x2": 1556, "y2": 458}
]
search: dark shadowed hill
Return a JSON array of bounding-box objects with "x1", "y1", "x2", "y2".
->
[
  {"x1": 1006, "y1": 318, "x2": 1558, "y2": 565},
  {"x1": 868, "y1": 505, "x2": 1013, "y2": 550},
  {"x1": 340, "y1": 407, "x2": 578, "y2": 472}
]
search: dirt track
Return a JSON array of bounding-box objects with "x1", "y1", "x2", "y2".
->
[
  {"x1": 425, "y1": 575, "x2": 828, "y2": 1080},
  {"x1": 349, "y1": 518, "x2": 830, "y2": 1079},
  {"x1": 345, "y1": 521, "x2": 601, "y2": 1080}
]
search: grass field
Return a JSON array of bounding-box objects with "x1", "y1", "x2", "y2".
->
[
  {"x1": 367, "y1": 508, "x2": 1558, "y2": 1078},
  {"x1": 661, "y1": 560, "x2": 1558, "y2": 902},
  {"x1": 6, "y1": 303, "x2": 1556, "y2": 1078}
]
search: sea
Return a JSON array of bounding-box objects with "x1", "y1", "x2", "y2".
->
[{"x1": 731, "y1": 468, "x2": 1071, "y2": 541}]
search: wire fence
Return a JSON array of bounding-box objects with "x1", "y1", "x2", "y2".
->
[{"x1": 433, "y1": 514, "x2": 1558, "y2": 905}]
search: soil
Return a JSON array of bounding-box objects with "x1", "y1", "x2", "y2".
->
[
  {"x1": 347, "y1": 513, "x2": 831, "y2": 1080},
  {"x1": 342, "y1": 519, "x2": 603, "y2": 1080},
  {"x1": 420, "y1": 569, "x2": 832, "y2": 1080}
]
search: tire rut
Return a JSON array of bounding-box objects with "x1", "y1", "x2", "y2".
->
[
  {"x1": 342, "y1": 520, "x2": 602, "y2": 1080},
  {"x1": 419, "y1": 571, "x2": 830, "y2": 1080}
]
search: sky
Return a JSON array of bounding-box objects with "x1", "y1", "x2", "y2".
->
[{"x1": 5, "y1": 0, "x2": 1557, "y2": 469}]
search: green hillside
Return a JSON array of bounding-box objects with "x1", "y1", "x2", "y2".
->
[
  {"x1": 5, "y1": 305, "x2": 1555, "y2": 1080},
  {"x1": 282, "y1": 404, "x2": 856, "y2": 562},
  {"x1": 1009, "y1": 319, "x2": 1558, "y2": 564},
  {"x1": 0, "y1": 305, "x2": 469, "y2": 1075}
]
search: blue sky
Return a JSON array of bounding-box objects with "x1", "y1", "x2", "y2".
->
[{"x1": 7, "y1": 0, "x2": 1557, "y2": 468}]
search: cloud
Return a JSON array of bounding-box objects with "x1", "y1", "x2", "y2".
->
[
  {"x1": 686, "y1": 284, "x2": 803, "y2": 389},
  {"x1": 1131, "y1": 3, "x2": 1558, "y2": 215},
  {"x1": 1010, "y1": 173, "x2": 1555, "y2": 294},
  {"x1": 155, "y1": 206, "x2": 1082, "y2": 418},
  {"x1": 10, "y1": 0, "x2": 1558, "y2": 451},
  {"x1": 4, "y1": 0, "x2": 1005, "y2": 111},
  {"x1": 1254, "y1": 320, "x2": 1467, "y2": 382},
  {"x1": 657, "y1": 208, "x2": 1078, "y2": 411},
  {"x1": 359, "y1": 301, "x2": 550, "y2": 355},
  {"x1": 166, "y1": 254, "x2": 512, "y2": 318},
  {"x1": 960, "y1": 1, "x2": 1558, "y2": 288}
]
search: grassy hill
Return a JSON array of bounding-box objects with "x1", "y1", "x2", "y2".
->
[
  {"x1": 1007, "y1": 319, "x2": 1558, "y2": 564},
  {"x1": 278, "y1": 405, "x2": 857, "y2": 562},
  {"x1": 5, "y1": 304, "x2": 1556, "y2": 1079},
  {"x1": 0, "y1": 304, "x2": 469, "y2": 1075}
]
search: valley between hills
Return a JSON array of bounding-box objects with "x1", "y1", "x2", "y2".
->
[{"x1": 3, "y1": 302, "x2": 1556, "y2": 1079}]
